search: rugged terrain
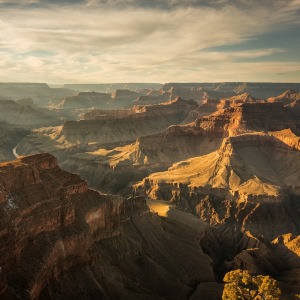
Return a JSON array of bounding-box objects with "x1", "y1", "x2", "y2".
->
[
  {"x1": 2, "y1": 83, "x2": 300, "y2": 298},
  {"x1": 132, "y1": 100, "x2": 300, "y2": 295},
  {"x1": 16, "y1": 98, "x2": 198, "y2": 164},
  {"x1": 0, "y1": 99, "x2": 61, "y2": 128},
  {"x1": 0, "y1": 153, "x2": 220, "y2": 300}
]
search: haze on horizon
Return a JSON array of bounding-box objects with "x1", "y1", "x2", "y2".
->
[{"x1": 0, "y1": 0, "x2": 299, "y2": 84}]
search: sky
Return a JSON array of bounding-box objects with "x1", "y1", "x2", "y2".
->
[{"x1": 0, "y1": 0, "x2": 299, "y2": 83}]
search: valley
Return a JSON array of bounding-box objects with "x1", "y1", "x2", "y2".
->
[{"x1": 1, "y1": 82, "x2": 300, "y2": 299}]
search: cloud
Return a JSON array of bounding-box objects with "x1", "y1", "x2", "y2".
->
[{"x1": 0, "y1": 0, "x2": 299, "y2": 82}]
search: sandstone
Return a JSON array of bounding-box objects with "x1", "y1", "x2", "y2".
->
[{"x1": 0, "y1": 154, "x2": 216, "y2": 299}]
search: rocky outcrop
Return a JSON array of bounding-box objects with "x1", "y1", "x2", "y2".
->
[
  {"x1": 0, "y1": 153, "x2": 216, "y2": 299},
  {"x1": 134, "y1": 128, "x2": 300, "y2": 294},
  {"x1": 182, "y1": 93, "x2": 263, "y2": 124},
  {"x1": 196, "y1": 102, "x2": 300, "y2": 136},
  {"x1": 268, "y1": 89, "x2": 300, "y2": 104},
  {"x1": 58, "y1": 101, "x2": 300, "y2": 194},
  {"x1": 136, "y1": 132, "x2": 300, "y2": 203},
  {"x1": 112, "y1": 89, "x2": 140, "y2": 107}
]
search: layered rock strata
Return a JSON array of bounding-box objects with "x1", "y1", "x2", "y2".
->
[{"x1": 0, "y1": 153, "x2": 217, "y2": 300}]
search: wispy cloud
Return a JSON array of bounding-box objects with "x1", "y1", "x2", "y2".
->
[{"x1": 0, "y1": 0, "x2": 299, "y2": 82}]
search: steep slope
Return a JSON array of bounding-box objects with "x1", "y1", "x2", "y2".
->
[
  {"x1": 0, "y1": 100, "x2": 61, "y2": 128},
  {"x1": 136, "y1": 132, "x2": 300, "y2": 207},
  {"x1": 17, "y1": 98, "x2": 198, "y2": 161},
  {"x1": 59, "y1": 101, "x2": 299, "y2": 194},
  {"x1": 0, "y1": 153, "x2": 217, "y2": 300},
  {"x1": 182, "y1": 92, "x2": 263, "y2": 124},
  {"x1": 112, "y1": 89, "x2": 141, "y2": 108},
  {"x1": 135, "y1": 131, "x2": 300, "y2": 295}
]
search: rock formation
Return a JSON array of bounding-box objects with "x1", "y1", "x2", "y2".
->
[
  {"x1": 59, "y1": 91, "x2": 112, "y2": 110},
  {"x1": 112, "y1": 89, "x2": 140, "y2": 108},
  {"x1": 182, "y1": 92, "x2": 263, "y2": 124},
  {"x1": 1, "y1": 82, "x2": 300, "y2": 298},
  {"x1": 133, "y1": 91, "x2": 171, "y2": 106},
  {"x1": 17, "y1": 98, "x2": 198, "y2": 160},
  {"x1": 132, "y1": 100, "x2": 300, "y2": 296},
  {"x1": 0, "y1": 153, "x2": 218, "y2": 299},
  {"x1": 53, "y1": 101, "x2": 300, "y2": 194},
  {"x1": 268, "y1": 89, "x2": 300, "y2": 104}
]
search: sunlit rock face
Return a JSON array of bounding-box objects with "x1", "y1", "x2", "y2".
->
[
  {"x1": 16, "y1": 98, "x2": 198, "y2": 164},
  {"x1": 132, "y1": 99, "x2": 300, "y2": 295}
]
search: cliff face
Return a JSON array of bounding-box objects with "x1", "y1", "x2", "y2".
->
[
  {"x1": 134, "y1": 103, "x2": 300, "y2": 242},
  {"x1": 136, "y1": 132, "x2": 300, "y2": 207},
  {"x1": 0, "y1": 153, "x2": 216, "y2": 300},
  {"x1": 196, "y1": 102, "x2": 300, "y2": 136},
  {"x1": 134, "y1": 130, "x2": 300, "y2": 294},
  {"x1": 18, "y1": 98, "x2": 198, "y2": 159},
  {"x1": 112, "y1": 89, "x2": 141, "y2": 108},
  {"x1": 181, "y1": 92, "x2": 263, "y2": 124},
  {"x1": 129, "y1": 101, "x2": 298, "y2": 166},
  {"x1": 54, "y1": 101, "x2": 300, "y2": 194},
  {"x1": 62, "y1": 98, "x2": 197, "y2": 144}
]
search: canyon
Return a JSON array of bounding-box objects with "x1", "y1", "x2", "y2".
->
[{"x1": 1, "y1": 82, "x2": 300, "y2": 299}]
